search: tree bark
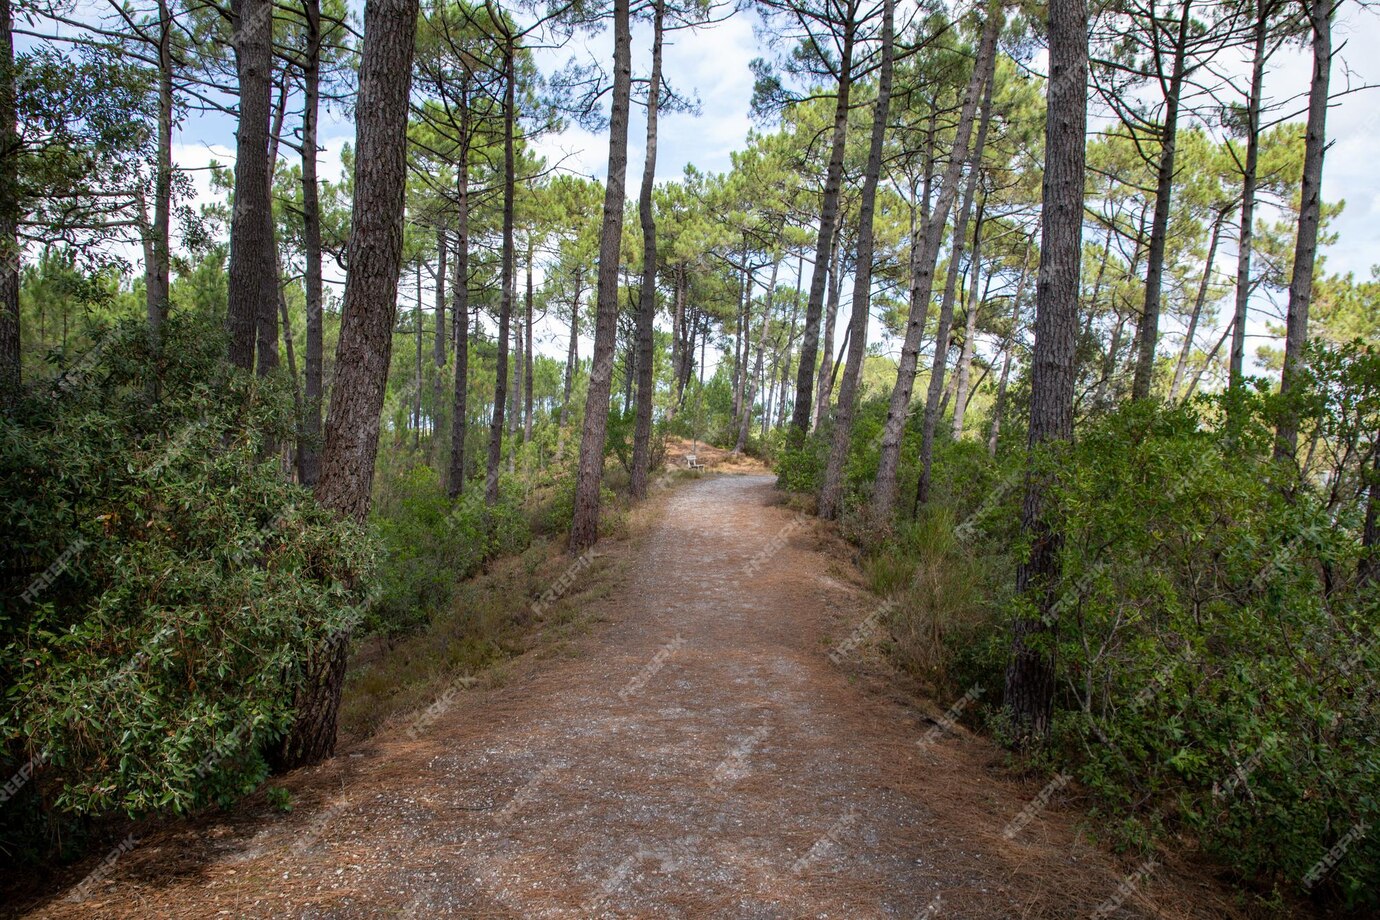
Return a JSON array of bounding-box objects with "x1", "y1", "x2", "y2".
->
[
  {"x1": 1003, "y1": 0, "x2": 1086, "y2": 746},
  {"x1": 555, "y1": 266, "x2": 581, "y2": 460},
  {"x1": 873, "y1": 9, "x2": 998, "y2": 520},
  {"x1": 524, "y1": 254, "x2": 534, "y2": 441},
  {"x1": 298, "y1": 0, "x2": 325, "y2": 486},
  {"x1": 569, "y1": 0, "x2": 632, "y2": 550},
  {"x1": 0, "y1": 0, "x2": 19, "y2": 402},
  {"x1": 1274, "y1": 0, "x2": 1331, "y2": 463},
  {"x1": 789, "y1": 0, "x2": 858, "y2": 442},
  {"x1": 447, "y1": 105, "x2": 472, "y2": 498},
  {"x1": 1360, "y1": 448, "x2": 1379, "y2": 587},
  {"x1": 145, "y1": 0, "x2": 174, "y2": 351},
  {"x1": 816, "y1": 0, "x2": 893, "y2": 520},
  {"x1": 630, "y1": 0, "x2": 664, "y2": 499},
  {"x1": 951, "y1": 222, "x2": 989, "y2": 439},
  {"x1": 227, "y1": 0, "x2": 275, "y2": 372},
  {"x1": 486, "y1": 38, "x2": 517, "y2": 503},
  {"x1": 1230, "y1": 0, "x2": 1271, "y2": 392},
  {"x1": 277, "y1": 0, "x2": 418, "y2": 770},
  {"x1": 812, "y1": 229, "x2": 843, "y2": 431},
  {"x1": 1131, "y1": 0, "x2": 1193, "y2": 402}
]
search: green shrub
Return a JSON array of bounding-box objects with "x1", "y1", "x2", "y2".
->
[
  {"x1": 371, "y1": 466, "x2": 531, "y2": 636},
  {"x1": 0, "y1": 314, "x2": 375, "y2": 860}
]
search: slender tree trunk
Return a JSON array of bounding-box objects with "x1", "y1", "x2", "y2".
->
[
  {"x1": 1003, "y1": 0, "x2": 1086, "y2": 746},
  {"x1": 951, "y1": 229, "x2": 988, "y2": 439},
  {"x1": 414, "y1": 263, "x2": 423, "y2": 449},
  {"x1": 570, "y1": 0, "x2": 632, "y2": 550},
  {"x1": 873, "y1": 12, "x2": 998, "y2": 520},
  {"x1": 1360, "y1": 448, "x2": 1379, "y2": 587},
  {"x1": 0, "y1": 0, "x2": 19, "y2": 402},
  {"x1": 789, "y1": 0, "x2": 858, "y2": 441},
  {"x1": 1230, "y1": 1, "x2": 1271, "y2": 391},
  {"x1": 447, "y1": 110, "x2": 471, "y2": 498},
  {"x1": 778, "y1": 255, "x2": 802, "y2": 429},
  {"x1": 1131, "y1": 0, "x2": 1193, "y2": 401},
  {"x1": 1169, "y1": 208, "x2": 1224, "y2": 400},
  {"x1": 732, "y1": 239, "x2": 751, "y2": 428},
  {"x1": 1274, "y1": 0, "x2": 1331, "y2": 463},
  {"x1": 812, "y1": 230, "x2": 844, "y2": 431},
  {"x1": 255, "y1": 77, "x2": 289, "y2": 379},
  {"x1": 630, "y1": 0, "x2": 663, "y2": 498},
  {"x1": 298, "y1": 0, "x2": 324, "y2": 486},
  {"x1": 435, "y1": 230, "x2": 447, "y2": 367},
  {"x1": 227, "y1": 0, "x2": 275, "y2": 371},
  {"x1": 145, "y1": 0, "x2": 174, "y2": 350},
  {"x1": 432, "y1": 230, "x2": 447, "y2": 464},
  {"x1": 988, "y1": 248, "x2": 1031, "y2": 456},
  {"x1": 1183, "y1": 316, "x2": 1232, "y2": 401},
  {"x1": 524, "y1": 254, "x2": 534, "y2": 441},
  {"x1": 667, "y1": 268, "x2": 688, "y2": 421},
  {"x1": 275, "y1": 0, "x2": 418, "y2": 771},
  {"x1": 817, "y1": 0, "x2": 894, "y2": 520},
  {"x1": 913, "y1": 173, "x2": 989, "y2": 511},
  {"x1": 737, "y1": 257, "x2": 779, "y2": 453},
  {"x1": 486, "y1": 39, "x2": 517, "y2": 503},
  {"x1": 555, "y1": 269, "x2": 581, "y2": 460}
]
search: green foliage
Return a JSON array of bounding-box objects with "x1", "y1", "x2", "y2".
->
[
  {"x1": 1038, "y1": 401, "x2": 1378, "y2": 907},
  {"x1": 0, "y1": 314, "x2": 376, "y2": 860},
  {"x1": 845, "y1": 343, "x2": 1380, "y2": 908},
  {"x1": 370, "y1": 466, "x2": 531, "y2": 637}
]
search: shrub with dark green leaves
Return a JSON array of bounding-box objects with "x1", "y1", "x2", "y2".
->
[{"x1": 0, "y1": 314, "x2": 375, "y2": 860}]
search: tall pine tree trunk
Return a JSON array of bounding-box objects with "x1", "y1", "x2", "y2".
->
[
  {"x1": 486, "y1": 39, "x2": 517, "y2": 503},
  {"x1": 1003, "y1": 0, "x2": 1086, "y2": 745},
  {"x1": 569, "y1": 0, "x2": 632, "y2": 550},
  {"x1": 1131, "y1": 0, "x2": 1192, "y2": 401},
  {"x1": 630, "y1": 0, "x2": 664, "y2": 499},
  {"x1": 1274, "y1": 0, "x2": 1331, "y2": 463},
  {"x1": 447, "y1": 109, "x2": 472, "y2": 497},
  {"x1": 1230, "y1": 0, "x2": 1271, "y2": 391},
  {"x1": 146, "y1": 0, "x2": 174, "y2": 350},
  {"x1": 873, "y1": 10, "x2": 998, "y2": 520},
  {"x1": 0, "y1": 0, "x2": 20, "y2": 402},
  {"x1": 227, "y1": 0, "x2": 275, "y2": 372},
  {"x1": 817, "y1": 0, "x2": 893, "y2": 520},
  {"x1": 951, "y1": 220, "x2": 988, "y2": 439},
  {"x1": 789, "y1": 0, "x2": 857, "y2": 441},
  {"x1": 299, "y1": 0, "x2": 325, "y2": 486},
  {"x1": 275, "y1": 0, "x2": 418, "y2": 770},
  {"x1": 811, "y1": 231, "x2": 843, "y2": 431}
]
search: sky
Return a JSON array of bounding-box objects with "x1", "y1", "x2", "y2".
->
[{"x1": 162, "y1": 2, "x2": 1380, "y2": 365}]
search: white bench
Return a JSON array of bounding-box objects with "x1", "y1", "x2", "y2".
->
[{"x1": 686, "y1": 453, "x2": 703, "y2": 470}]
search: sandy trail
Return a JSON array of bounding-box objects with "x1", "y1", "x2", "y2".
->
[{"x1": 19, "y1": 474, "x2": 1244, "y2": 919}]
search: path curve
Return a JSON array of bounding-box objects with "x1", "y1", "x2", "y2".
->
[{"x1": 23, "y1": 475, "x2": 1243, "y2": 919}]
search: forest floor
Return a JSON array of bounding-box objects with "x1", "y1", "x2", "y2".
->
[{"x1": 13, "y1": 473, "x2": 1261, "y2": 919}]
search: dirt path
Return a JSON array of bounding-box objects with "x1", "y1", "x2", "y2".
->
[{"x1": 21, "y1": 475, "x2": 1247, "y2": 919}]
